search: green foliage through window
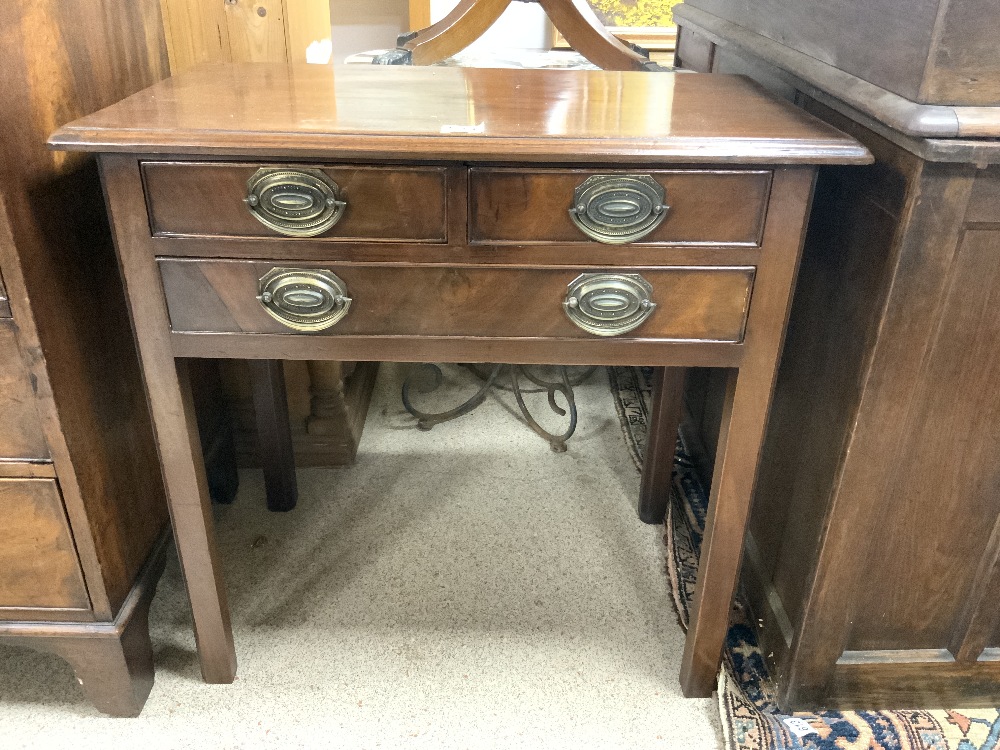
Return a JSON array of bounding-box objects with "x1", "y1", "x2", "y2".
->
[{"x1": 588, "y1": 0, "x2": 681, "y2": 27}]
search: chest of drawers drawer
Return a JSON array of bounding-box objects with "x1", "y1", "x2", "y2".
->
[
  {"x1": 0, "y1": 478, "x2": 90, "y2": 612},
  {"x1": 469, "y1": 168, "x2": 771, "y2": 246},
  {"x1": 159, "y1": 259, "x2": 754, "y2": 342},
  {"x1": 142, "y1": 162, "x2": 449, "y2": 242}
]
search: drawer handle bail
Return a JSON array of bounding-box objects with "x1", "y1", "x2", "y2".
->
[
  {"x1": 563, "y1": 273, "x2": 656, "y2": 337},
  {"x1": 257, "y1": 268, "x2": 352, "y2": 332},
  {"x1": 568, "y1": 174, "x2": 669, "y2": 244},
  {"x1": 245, "y1": 168, "x2": 347, "y2": 237}
]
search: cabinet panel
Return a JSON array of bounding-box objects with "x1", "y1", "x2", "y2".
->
[{"x1": 0, "y1": 478, "x2": 90, "y2": 612}]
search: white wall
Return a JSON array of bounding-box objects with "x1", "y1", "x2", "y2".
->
[{"x1": 329, "y1": 0, "x2": 409, "y2": 62}]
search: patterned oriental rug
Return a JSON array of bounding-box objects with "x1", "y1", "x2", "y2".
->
[{"x1": 607, "y1": 365, "x2": 1000, "y2": 750}]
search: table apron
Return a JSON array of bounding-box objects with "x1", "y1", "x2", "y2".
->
[{"x1": 169, "y1": 331, "x2": 745, "y2": 368}]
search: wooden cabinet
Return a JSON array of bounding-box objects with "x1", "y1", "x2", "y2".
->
[
  {"x1": 683, "y1": 0, "x2": 1000, "y2": 107},
  {"x1": 675, "y1": 2, "x2": 1000, "y2": 710},
  {"x1": 0, "y1": 0, "x2": 171, "y2": 716}
]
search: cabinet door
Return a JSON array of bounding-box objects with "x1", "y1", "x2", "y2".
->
[
  {"x1": 0, "y1": 477, "x2": 90, "y2": 611},
  {"x1": 0, "y1": 321, "x2": 49, "y2": 460}
]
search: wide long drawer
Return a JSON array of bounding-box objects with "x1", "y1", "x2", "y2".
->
[
  {"x1": 469, "y1": 168, "x2": 771, "y2": 246},
  {"x1": 0, "y1": 478, "x2": 90, "y2": 612},
  {"x1": 142, "y1": 162, "x2": 449, "y2": 242},
  {"x1": 160, "y1": 259, "x2": 755, "y2": 342}
]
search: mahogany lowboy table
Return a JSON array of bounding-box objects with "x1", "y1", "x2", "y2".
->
[{"x1": 50, "y1": 64, "x2": 868, "y2": 697}]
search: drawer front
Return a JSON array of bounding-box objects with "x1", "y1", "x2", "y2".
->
[
  {"x1": 0, "y1": 321, "x2": 50, "y2": 460},
  {"x1": 160, "y1": 259, "x2": 754, "y2": 342},
  {"x1": 0, "y1": 478, "x2": 90, "y2": 612},
  {"x1": 469, "y1": 169, "x2": 771, "y2": 246},
  {"x1": 142, "y1": 162, "x2": 449, "y2": 242}
]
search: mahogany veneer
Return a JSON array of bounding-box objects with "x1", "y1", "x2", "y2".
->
[{"x1": 50, "y1": 62, "x2": 868, "y2": 698}]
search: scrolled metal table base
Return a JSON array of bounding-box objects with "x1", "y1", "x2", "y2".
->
[{"x1": 401, "y1": 363, "x2": 597, "y2": 452}]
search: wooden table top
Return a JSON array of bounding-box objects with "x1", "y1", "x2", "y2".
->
[{"x1": 49, "y1": 63, "x2": 870, "y2": 165}]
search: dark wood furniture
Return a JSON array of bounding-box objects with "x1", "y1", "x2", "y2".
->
[
  {"x1": 675, "y1": 2, "x2": 1000, "y2": 710},
  {"x1": 50, "y1": 63, "x2": 868, "y2": 698},
  {"x1": 0, "y1": 0, "x2": 171, "y2": 716},
  {"x1": 384, "y1": 0, "x2": 660, "y2": 70},
  {"x1": 676, "y1": 0, "x2": 1000, "y2": 128},
  {"x1": 221, "y1": 359, "x2": 379, "y2": 470}
]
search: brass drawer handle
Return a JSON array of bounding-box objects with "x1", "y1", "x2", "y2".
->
[
  {"x1": 568, "y1": 174, "x2": 669, "y2": 244},
  {"x1": 564, "y1": 273, "x2": 656, "y2": 337},
  {"x1": 257, "y1": 268, "x2": 352, "y2": 332},
  {"x1": 245, "y1": 168, "x2": 347, "y2": 237}
]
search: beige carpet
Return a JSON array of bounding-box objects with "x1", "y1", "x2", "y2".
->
[{"x1": 0, "y1": 363, "x2": 722, "y2": 749}]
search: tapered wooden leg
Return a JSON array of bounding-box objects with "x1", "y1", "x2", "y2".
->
[
  {"x1": 170, "y1": 360, "x2": 238, "y2": 682},
  {"x1": 678, "y1": 167, "x2": 817, "y2": 697},
  {"x1": 101, "y1": 156, "x2": 237, "y2": 685},
  {"x1": 638, "y1": 367, "x2": 685, "y2": 524},
  {"x1": 249, "y1": 359, "x2": 298, "y2": 512},
  {"x1": 680, "y1": 369, "x2": 769, "y2": 697}
]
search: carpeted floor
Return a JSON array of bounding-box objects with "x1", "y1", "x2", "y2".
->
[{"x1": 0, "y1": 363, "x2": 722, "y2": 749}]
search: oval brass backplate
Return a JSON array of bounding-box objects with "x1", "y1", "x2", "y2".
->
[
  {"x1": 245, "y1": 168, "x2": 347, "y2": 237},
  {"x1": 568, "y1": 174, "x2": 669, "y2": 244},
  {"x1": 563, "y1": 272, "x2": 657, "y2": 336},
  {"x1": 257, "y1": 268, "x2": 352, "y2": 332}
]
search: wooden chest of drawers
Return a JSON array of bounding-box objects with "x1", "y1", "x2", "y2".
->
[
  {"x1": 0, "y1": 0, "x2": 170, "y2": 718},
  {"x1": 51, "y1": 63, "x2": 868, "y2": 699}
]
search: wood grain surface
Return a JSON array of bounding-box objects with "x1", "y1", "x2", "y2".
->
[
  {"x1": 50, "y1": 64, "x2": 871, "y2": 164},
  {"x1": 66, "y1": 54, "x2": 864, "y2": 696},
  {"x1": 0, "y1": 479, "x2": 90, "y2": 611},
  {"x1": 470, "y1": 168, "x2": 770, "y2": 245},
  {"x1": 143, "y1": 162, "x2": 449, "y2": 241},
  {"x1": 0, "y1": 322, "x2": 50, "y2": 461},
  {"x1": 685, "y1": 0, "x2": 1000, "y2": 107},
  {"x1": 0, "y1": 0, "x2": 170, "y2": 621},
  {"x1": 158, "y1": 259, "x2": 755, "y2": 341}
]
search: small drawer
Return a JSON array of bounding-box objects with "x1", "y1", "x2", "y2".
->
[
  {"x1": 160, "y1": 259, "x2": 754, "y2": 342},
  {"x1": 0, "y1": 477, "x2": 90, "y2": 612},
  {"x1": 142, "y1": 162, "x2": 449, "y2": 242},
  {"x1": 469, "y1": 169, "x2": 770, "y2": 246}
]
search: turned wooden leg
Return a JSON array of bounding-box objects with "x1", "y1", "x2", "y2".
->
[
  {"x1": 249, "y1": 359, "x2": 298, "y2": 512},
  {"x1": 638, "y1": 366, "x2": 685, "y2": 524}
]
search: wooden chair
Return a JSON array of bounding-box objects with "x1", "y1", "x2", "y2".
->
[{"x1": 376, "y1": 0, "x2": 663, "y2": 71}]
